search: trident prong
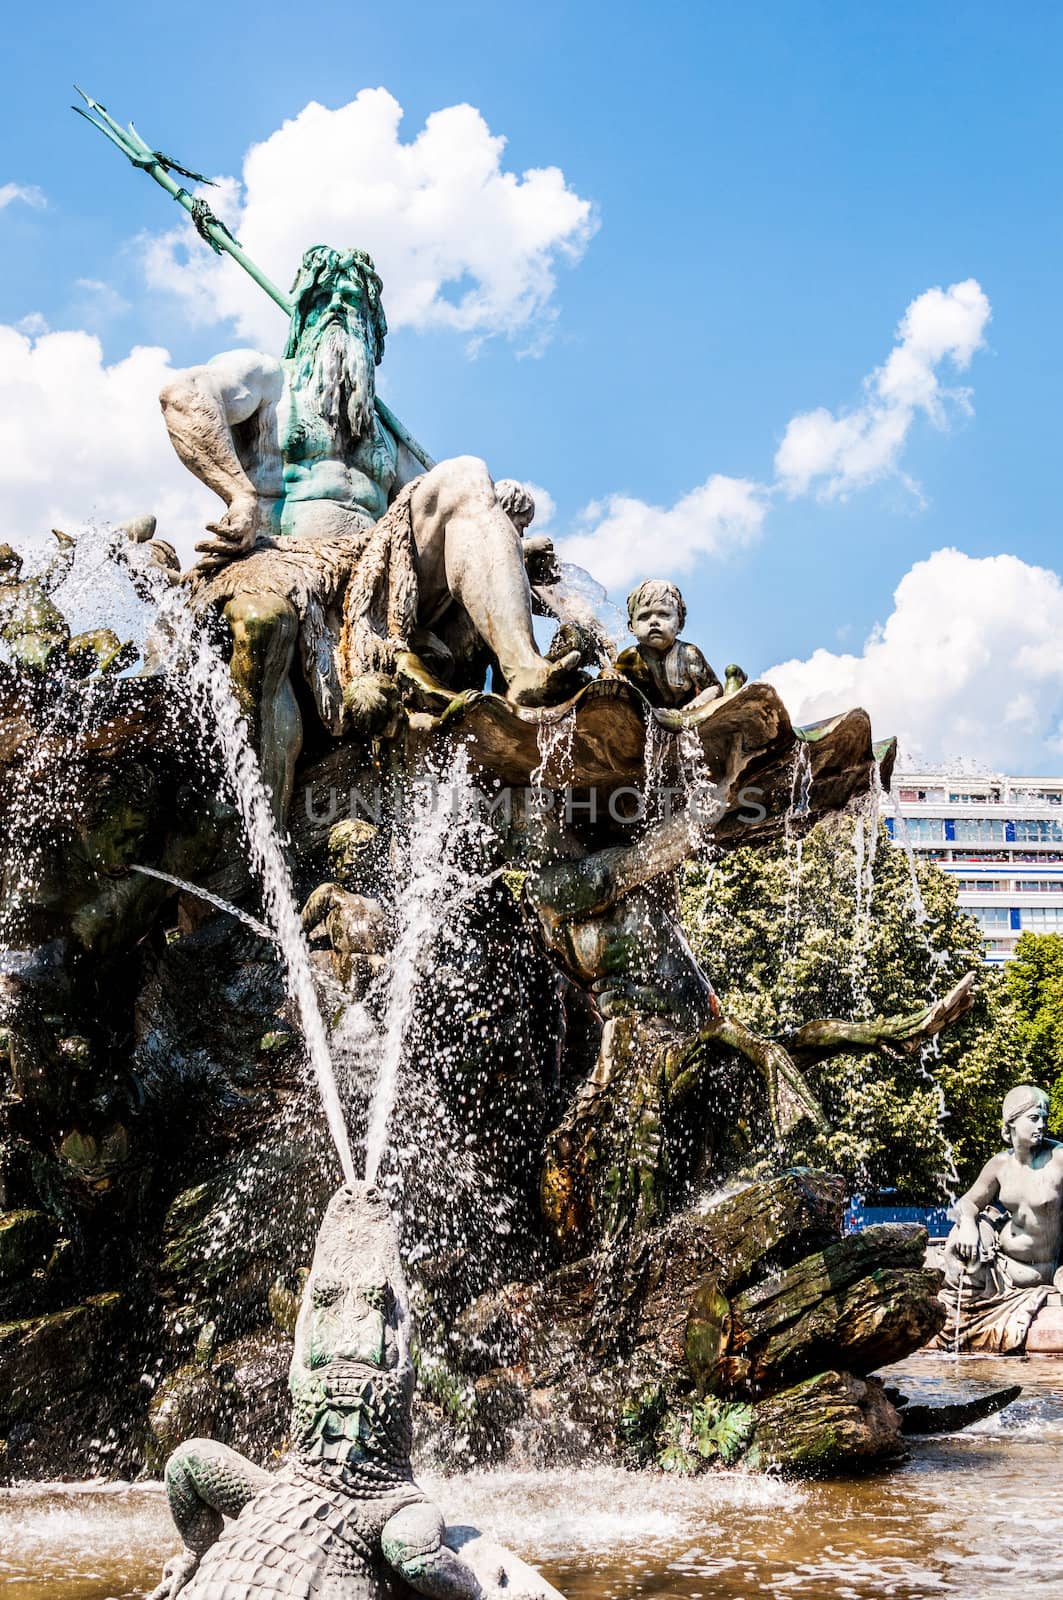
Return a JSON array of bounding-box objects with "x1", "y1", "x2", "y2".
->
[
  {"x1": 72, "y1": 86, "x2": 144, "y2": 162},
  {"x1": 72, "y1": 88, "x2": 214, "y2": 184},
  {"x1": 71, "y1": 85, "x2": 435, "y2": 469}
]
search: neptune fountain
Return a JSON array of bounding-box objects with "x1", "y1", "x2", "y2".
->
[{"x1": 0, "y1": 89, "x2": 1028, "y2": 1600}]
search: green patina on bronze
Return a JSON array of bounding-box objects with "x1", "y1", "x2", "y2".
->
[{"x1": 73, "y1": 88, "x2": 433, "y2": 472}]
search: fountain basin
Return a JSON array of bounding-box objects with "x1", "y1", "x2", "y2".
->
[
  {"x1": 6, "y1": 1359, "x2": 1063, "y2": 1600},
  {"x1": 425, "y1": 677, "x2": 895, "y2": 846}
]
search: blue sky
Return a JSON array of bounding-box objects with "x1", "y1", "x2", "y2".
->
[{"x1": 3, "y1": 1, "x2": 1062, "y2": 769}]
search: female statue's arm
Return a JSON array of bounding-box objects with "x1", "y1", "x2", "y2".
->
[{"x1": 951, "y1": 1157, "x2": 1003, "y2": 1262}]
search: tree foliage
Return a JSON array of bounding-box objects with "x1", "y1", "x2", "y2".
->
[
  {"x1": 1003, "y1": 932, "x2": 1063, "y2": 1129},
  {"x1": 680, "y1": 813, "x2": 1025, "y2": 1199}
]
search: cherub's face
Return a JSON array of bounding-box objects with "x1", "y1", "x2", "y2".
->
[{"x1": 631, "y1": 597, "x2": 680, "y2": 654}]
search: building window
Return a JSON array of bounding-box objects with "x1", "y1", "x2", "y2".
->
[
  {"x1": 971, "y1": 906, "x2": 1012, "y2": 929},
  {"x1": 1018, "y1": 907, "x2": 1063, "y2": 931},
  {"x1": 949, "y1": 791, "x2": 1000, "y2": 804},
  {"x1": 957, "y1": 879, "x2": 1007, "y2": 893},
  {"x1": 1013, "y1": 819, "x2": 1063, "y2": 844},
  {"x1": 904, "y1": 817, "x2": 945, "y2": 842},
  {"x1": 1015, "y1": 880, "x2": 1062, "y2": 894},
  {"x1": 954, "y1": 819, "x2": 1005, "y2": 842}
]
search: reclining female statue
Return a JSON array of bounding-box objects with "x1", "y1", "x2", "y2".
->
[
  {"x1": 937, "y1": 1084, "x2": 1063, "y2": 1352},
  {"x1": 944, "y1": 1084, "x2": 1063, "y2": 1291}
]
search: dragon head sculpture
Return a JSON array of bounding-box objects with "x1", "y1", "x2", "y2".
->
[{"x1": 289, "y1": 1183, "x2": 414, "y2": 1472}]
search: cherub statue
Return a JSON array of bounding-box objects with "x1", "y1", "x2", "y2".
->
[
  {"x1": 612, "y1": 579, "x2": 726, "y2": 709},
  {"x1": 0, "y1": 533, "x2": 134, "y2": 678},
  {"x1": 0, "y1": 536, "x2": 74, "y2": 673}
]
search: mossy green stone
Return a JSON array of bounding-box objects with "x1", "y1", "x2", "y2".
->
[{"x1": 0, "y1": 1210, "x2": 59, "y2": 1286}]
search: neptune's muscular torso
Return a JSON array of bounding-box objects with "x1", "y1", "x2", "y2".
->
[{"x1": 224, "y1": 355, "x2": 400, "y2": 541}]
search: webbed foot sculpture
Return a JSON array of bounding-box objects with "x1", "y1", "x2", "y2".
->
[
  {"x1": 382, "y1": 1501, "x2": 484, "y2": 1600},
  {"x1": 146, "y1": 1548, "x2": 200, "y2": 1600}
]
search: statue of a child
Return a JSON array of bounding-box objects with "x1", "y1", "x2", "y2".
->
[{"x1": 612, "y1": 579, "x2": 727, "y2": 709}]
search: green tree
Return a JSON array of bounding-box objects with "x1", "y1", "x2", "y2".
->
[
  {"x1": 681, "y1": 816, "x2": 1022, "y2": 1199},
  {"x1": 1002, "y1": 932, "x2": 1063, "y2": 1129}
]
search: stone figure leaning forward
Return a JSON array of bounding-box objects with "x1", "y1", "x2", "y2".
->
[{"x1": 160, "y1": 245, "x2": 579, "y2": 815}]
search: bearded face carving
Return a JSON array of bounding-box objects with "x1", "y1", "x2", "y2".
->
[
  {"x1": 285, "y1": 246, "x2": 388, "y2": 451},
  {"x1": 297, "y1": 314, "x2": 377, "y2": 445}
]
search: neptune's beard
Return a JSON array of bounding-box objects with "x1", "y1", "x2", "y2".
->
[{"x1": 295, "y1": 318, "x2": 376, "y2": 448}]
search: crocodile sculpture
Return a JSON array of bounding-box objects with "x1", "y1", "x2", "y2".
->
[{"x1": 148, "y1": 1182, "x2": 564, "y2": 1600}]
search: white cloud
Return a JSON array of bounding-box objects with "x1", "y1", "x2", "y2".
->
[
  {"x1": 558, "y1": 475, "x2": 768, "y2": 592},
  {"x1": 774, "y1": 279, "x2": 991, "y2": 499},
  {"x1": 16, "y1": 312, "x2": 49, "y2": 336},
  {"x1": 557, "y1": 279, "x2": 991, "y2": 594},
  {"x1": 763, "y1": 549, "x2": 1063, "y2": 768},
  {"x1": 0, "y1": 325, "x2": 214, "y2": 559},
  {"x1": 72, "y1": 278, "x2": 132, "y2": 322},
  {"x1": 141, "y1": 89, "x2": 597, "y2": 352},
  {"x1": 0, "y1": 183, "x2": 46, "y2": 211}
]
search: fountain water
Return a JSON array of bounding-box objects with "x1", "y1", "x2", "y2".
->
[
  {"x1": 531, "y1": 710, "x2": 578, "y2": 795},
  {"x1": 9, "y1": 1364, "x2": 1063, "y2": 1600},
  {"x1": 533, "y1": 560, "x2": 625, "y2": 671},
  {"x1": 130, "y1": 865, "x2": 276, "y2": 943},
  {"x1": 0, "y1": 514, "x2": 987, "y2": 1540},
  {"x1": 151, "y1": 581, "x2": 358, "y2": 1188},
  {"x1": 881, "y1": 792, "x2": 970, "y2": 1203},
  {"x1": 343, "y1": 746, "x2": 500, "y2": 1187},
  {"x1": 847, "y1": 764, "x2": 883, "y2": 1018},
  {"x1": 782, "y1": 742, "x2": 814, "y2": 941}
]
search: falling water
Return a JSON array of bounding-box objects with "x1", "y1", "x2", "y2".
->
[
  {"x1": 531, "y1": 709, "x2": 577, "y2": 793},
  {"x1": 847, "y1": 765, "x2": 883, "y2": 1017},
  {"x1": 151, "y1": 581, "x2": 358, "y2": 1188},
  {"x1": 887, "y1": 801, "x2": 931, "y2": 927},
  {"x1": 534, "y1": 560, "x2": 625, "y2": 669},
  {"x1": 783, "y1": 742, "x2": 814, "y2": 943},
  {"x1": 882, "y1": 793, "x2": 965, "y2": 1201},
  {"x1": 0, "y1": 555, "x2": 116, "y2": 952},
  {"x1": 361, "y1": 746, "x2": 493, "y2": 1186},
  {"x1": 642, "y1": 713, "x2": 672, "y2": 810},
  {"x1": 129, "y1": 865, "x2": 276, "y2": 942}
]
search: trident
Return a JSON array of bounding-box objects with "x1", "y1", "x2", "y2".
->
[{"x1": 72, "y1": 87, "x2": 434, "y2": 471}]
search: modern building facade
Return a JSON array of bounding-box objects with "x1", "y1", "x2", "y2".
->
[{"x1": 884, "y1": 771, "x2": 1063, "y2": 963}]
